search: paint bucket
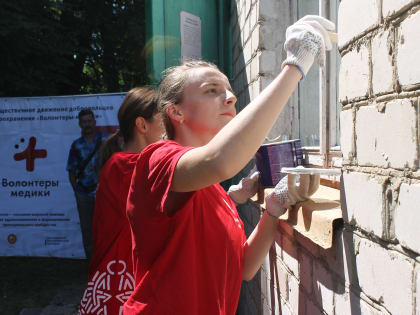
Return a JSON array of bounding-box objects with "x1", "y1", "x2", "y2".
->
[{"x1": 255, "y1": 139, "x2": 304, "y2": 188}]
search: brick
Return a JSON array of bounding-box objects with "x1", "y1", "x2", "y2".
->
[
  {"x1": 259, "y1": 0, "x2": 281, "y2": 19},
  {"x1": 356, "y1": 100, "x2": 417, "y2": 169},
  {"x1": 243, "y1": 18, "x2": 250, "y2": 44},
  {"x1": 394, "y1": 183, "x2": 420, "y2": 254},
  {"x1": 250, "y1": 3, "x2": 257, "y2": 29},
  {"x1": 299, "y1": 250, "x2": 312, "y2": 294},
  {"x1": 372, "y1": 30, "x2": 393, "y2": 94},
  {"x1": 312, "y1": 261, "x2": 334, "y2": 315},
  {"x1": 246, "y1": 63, "x2": 251, "y2": 84},
  {"x1": 279, "y1": 300, "x2": 293, "y2": 315},
  {"x1": 397, "y1": 11, "x2": 420, "y2": 86},
  {"x1": 287, "y1": 275, "x2": 300, "y2": 311},
  {"x1": 245, "y1": 0, "x2": 250, "y2": 18},
  {"x1": 261, "y1": 75, "x2": 274, "y2": 91},
  {"x1": 251, "y1": 24, "x2": 260, "y2": 56},
  {"x1": 260, "y1": 50, "x2": 276, "y2": 74},
  {"x1": 244, "y1": 41, "x2": 252, "y2": 64},
  {"x1": 338, "y1": 0, "x2": 379, "y2": 47},
  {"x1": 252, "y1": 77, "x2": 260, "y2": 100},
  {"x1": 335, "y1": 287, "x2": 385, "y2": 315},
  {"x1": 275, "y1": 259, "x2": 289, "y2": 299},
  {"x1": 281, "y1": 235, "x2": 299, "y2": 276},
  {"x1": 340, "y1": 109, "x2": 354, "y2": 162},
  {"x1": 334, "y1": 285, "x2": 352, "y2": 315},
  {"x1": 356, "y1": 238, "x2": 413, "y2": 315},
  {"x1": 305, "y1": 298, "x2": 324, "y2": 315},
  {"x1": 295, "y1": 231, "x2": 321, "y2": 258},
  {"x1": 342, "y1": 172, "x2": 385, "y2": 236},
  {"x1": 383, "y1": 0, "x2": 415, "y2": 18},
  {"x1": 339, "y1": 46, "x2": 369, "y2": 102},
  {"x1": 323, "y1": 229, "x2": 359, "y2": 287},
  {"x1": 416, "y1": 265, "x2": 420, "y2": 315}
]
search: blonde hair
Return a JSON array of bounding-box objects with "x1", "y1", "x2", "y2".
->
[{"x1": 158, "y1": 60, "x2": 220, "y2": 140}]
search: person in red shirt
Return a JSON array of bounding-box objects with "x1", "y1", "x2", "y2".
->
[
  {"x1": 124, "y1": 16, "x2": 335, "y2": 315},
  {"x1": 78, "y1": 87, "x2": 164, "y2": 315}
]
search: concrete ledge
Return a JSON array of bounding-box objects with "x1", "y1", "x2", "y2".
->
[{"x1": 252, "y1": 185, "x2": 342, "y2": 249}]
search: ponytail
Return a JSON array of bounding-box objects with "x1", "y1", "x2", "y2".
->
[{"x1": 98, "y1": 131, "x2": 123, "y2": 172}]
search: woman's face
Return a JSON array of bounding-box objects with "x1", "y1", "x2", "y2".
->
[
  {"x1": 178, "y1": 67, "x2": 237, "y2": 140},
  {"x1": 145, "y1": 112, "x2": 164, "y2": 145}
]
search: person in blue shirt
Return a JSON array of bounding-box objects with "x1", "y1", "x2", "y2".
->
[{"x1": 66, "y1": 108, "x2": 108, "y2": 259}]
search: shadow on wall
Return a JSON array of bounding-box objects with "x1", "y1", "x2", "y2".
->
[{"x1": 264, "y1": 175, "x2": 363, "y2": 315}]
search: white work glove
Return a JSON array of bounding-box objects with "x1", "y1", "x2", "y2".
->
[
  {"x1": 264, "y1": 173, "x2": 320, "y2": 218},
  {"x1": 282, "y1": 15, "x2": 335, "y2": 78},
  {"x1": 228, "y1": 171, "x2": 260, "y2": 205}
]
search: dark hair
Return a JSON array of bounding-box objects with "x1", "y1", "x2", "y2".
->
[
  {"x1": 158, "y1": 60, "x2": 220, "y2": 139},
  {"x1": 78, "y1": 108, "x2": 94, "y2": 120},
  {"x1": 98, "y1": 87, "x2": 159, "y2": 170}
]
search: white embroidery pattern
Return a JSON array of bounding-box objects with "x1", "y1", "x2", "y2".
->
[
  {"x1": 222, "y1": 197, "x2": 242, "y2": 229},
  {"x1": 78, "y1": 260, "x2": 135, "y2": 315}
]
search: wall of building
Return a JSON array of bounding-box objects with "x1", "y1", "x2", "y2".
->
[{"x1": 232, "y1": 0, "x2": 420, "y2": 314}]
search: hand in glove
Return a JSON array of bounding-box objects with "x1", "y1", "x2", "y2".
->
[
  {"x1": 264, "y1": 173, "x2": 320, "y2": 218},
  {"x1": 282, "y1": 15, "x2": 336, "y2": 78},
  {"x1": 228, "y1": 171, "x2": 260, "y2": 205}
]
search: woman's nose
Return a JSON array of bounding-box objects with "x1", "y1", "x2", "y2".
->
[{"x1": 225, "y1": 90, "x2": 237, "y2": 106}]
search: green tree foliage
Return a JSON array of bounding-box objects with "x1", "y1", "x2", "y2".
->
[{"x1": 0, "y1": 0, "x2": 146, "y2": 97}]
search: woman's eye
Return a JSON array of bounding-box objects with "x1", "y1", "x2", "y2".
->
[{"x1": 207, "y1": 88, "x2": 217, "y2": 93}]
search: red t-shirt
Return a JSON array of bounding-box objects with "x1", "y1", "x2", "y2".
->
[
  {"x1": 123, "y1": 141, "x2": 246, "y2": 315},
  {"x1": 79, "y1": 152, "x2": 138, "y2": 315}
]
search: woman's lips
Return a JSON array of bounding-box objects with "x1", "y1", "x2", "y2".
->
[{"x1": 220, "y1": 112, "x2": 235, "y2": 117}]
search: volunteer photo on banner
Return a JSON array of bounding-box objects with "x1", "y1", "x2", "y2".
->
[{"x1": 0, "y1": 93, "x2": 123, "y2": 258}]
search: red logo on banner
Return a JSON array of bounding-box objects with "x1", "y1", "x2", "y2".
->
[
  {"x1": 14, "y1": 137, "x2": 47, "y2": 172},
  {"x1": 8, "y1": 234, "x2": 17, "y2": 244}
]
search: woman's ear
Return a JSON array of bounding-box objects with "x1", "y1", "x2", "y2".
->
[
  {"x1": 135, "y1": 116, "x2": 148, "y2": 134},
  {"x1": 166, "y1": 104, "x2": 184, "y2": 124}
]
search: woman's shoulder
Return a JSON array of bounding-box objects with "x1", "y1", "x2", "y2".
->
[
  {"x1": 102, "y1": 151, "x2": 138, "y2": 174},
  {"x1": 141, "y1": 140, "x2": 185, "y2": 158}
]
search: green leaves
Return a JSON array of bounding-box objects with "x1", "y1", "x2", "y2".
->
[{"x1": 0, "y1": 0, "x2": 147, "y2": 97}]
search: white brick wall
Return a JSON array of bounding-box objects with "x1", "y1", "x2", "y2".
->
[
  {"x1": 372, "y1": 30, "x2": 394, "y2": 94},
  {"x1": 258, "y1": 0, "x2": 281, "y2": 19},
  {"x1": 281, "y1": 235, "x2": 299, "y2": 277},
  {"x1": 305, "y1": 299, "x2": 323, "y2": 315},
  {"x1": 233, "y1": 1, "x2": 420, "y2": 315},
  {"x1": 416, "y1": 266, "x2": 420, "y2": 315},
  {"x1": 338, "y1": 0, "x2": 379, "y2": 47},
  {"x1": 397, "y1": 10, "x2": 420, "y2": 87},
  {"x1": 287, "y1": 275, "x2": 300, "y2": 312},
  {"x1": 333, "y1": 287, "x2": 387, "y2": 315},
  {"x1": 382, "y1": 0, "x2": 416, "y2": 18},
  {"x1": 299, "y1": 250, "x2": 312, "y2": 294},
  {"x1": 355, "y1": 100, "x2": 417, "y2": 169},
  {"x1": 356, "y1": 238, "x2": 413, "y2": 315},
  {"x1": 394, "y1": 183, "x2": 420, "y2": 253},
  {"x1": 340, "y1": 109, "x2": 354, "y2": 161},
  {"x1": 312, "y1": 261, "x2": 334, "y2": 314},
  {"x1": 342, "y1": 172, "x2": 385, "y2": 236},
  {"x1": 339, "y1": 46, "x2": 369, "y2": 102},
  {"x1": 260, "y1": 50, "x2": 276, "y2": 74}
]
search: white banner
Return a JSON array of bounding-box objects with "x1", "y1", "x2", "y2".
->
[{"x1": 0, "y1": 93, "x2": 124, "y2": 258}]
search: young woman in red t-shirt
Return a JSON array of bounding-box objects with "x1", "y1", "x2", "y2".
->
[
  {"x1": 124, "y1": 16, "x2": 335, "y2": 314},
  {"x1": 78, "y1": 87, "x2": 164, "y2": 315}
]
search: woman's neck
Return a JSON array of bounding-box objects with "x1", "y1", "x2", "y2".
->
[
  {"x1": 125, "y1": 136, "x2": 148, "y2": 153},
  {"x1": 174, "y1": 128, "x2": 213, "y2": 148}
]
